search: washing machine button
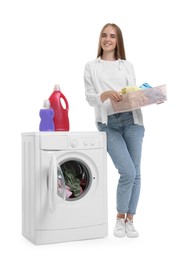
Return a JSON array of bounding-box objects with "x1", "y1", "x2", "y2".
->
[
  {"x1": 90, "y1": 140, "x2": 95, "y2": 146},
  {"x1": 83, "y1": 140, "x2": 89, "y2": 146},
  {"x1": 70, "y1": 139, "x2": 78, "y2": 148}
]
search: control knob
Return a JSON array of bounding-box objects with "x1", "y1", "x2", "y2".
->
[{"x1": 70, "y1": 139, "x2": 78, "y2": 148}]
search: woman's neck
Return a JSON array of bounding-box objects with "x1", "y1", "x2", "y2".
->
[{"x1": 101, "y1": 52, "x2": 117, "y2": 61}]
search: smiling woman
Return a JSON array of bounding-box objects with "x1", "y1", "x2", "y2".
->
[
  {"x1": 84, "y1": 23, "x2": 145, "y2": 239},
  {"x1": 97, "y1": 23, "x2": 126, "y2": 60},
  {"x1": 100, "y1": 28, "x2": 117, "y2": 61}
]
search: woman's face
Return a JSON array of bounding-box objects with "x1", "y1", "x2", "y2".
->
[{"x1": 100, "y1": 26, "x2": 117, "y2": 54}]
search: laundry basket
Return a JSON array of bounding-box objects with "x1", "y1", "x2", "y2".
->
[{"x1": 111, "y1": 85, "x2": 167, "y2": 113}]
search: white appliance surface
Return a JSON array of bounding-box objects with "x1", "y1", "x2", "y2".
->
[{"x1": 22, "y1": 132, "x2": 107, "y2": 244}]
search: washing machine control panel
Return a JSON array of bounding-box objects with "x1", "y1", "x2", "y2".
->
[{"x1": 69, "y1": 136, "x2": 101, "y2": 149}]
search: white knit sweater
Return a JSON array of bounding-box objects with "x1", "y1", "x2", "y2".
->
[{"x1": 84, "y1": 57, "x2": 143, "y2": 125}]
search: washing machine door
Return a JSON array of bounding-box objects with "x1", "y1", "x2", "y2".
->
[
  {"x1": 40, "y1": 148, "x2": 106, "y2": 231},
  {"x1": 47, "y1": 154, "x2": 94, "y2": 213},
  {"x1": 48, "y1": 156, "x2": 66, "y2": 213}
]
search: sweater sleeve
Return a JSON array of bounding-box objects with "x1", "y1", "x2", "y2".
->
[
  {"x1": 84, "y1": 63, "x2": 103, "y2": 107},
  {"x1": 126, "y1": 61, "x2": 136, "y2": 85}
]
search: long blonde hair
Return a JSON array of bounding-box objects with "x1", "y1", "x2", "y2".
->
[{"x1": 97, "y1": 23, "x2": 126, "y2": 60}]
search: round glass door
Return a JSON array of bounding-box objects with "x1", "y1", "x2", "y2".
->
[{"x1": 57, "y1": 159, "x2": 92, "y2": 201}]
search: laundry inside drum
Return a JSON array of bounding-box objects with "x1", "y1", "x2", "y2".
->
[{"x1": 57, "y1": 160, "x2": 92, "y2": 201}]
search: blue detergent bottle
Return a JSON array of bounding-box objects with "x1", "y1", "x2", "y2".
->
[{"x1": 39, "y1": 99, "x2": 55, "y2": 131}]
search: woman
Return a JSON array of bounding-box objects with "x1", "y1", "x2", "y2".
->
[{"x1": 84, "y1": 23, "x2": 144, "y2": 238}]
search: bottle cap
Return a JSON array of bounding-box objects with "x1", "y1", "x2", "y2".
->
[
  {"x1": 43, "y1": 99, "x2": 50, "y2": 108},
  {"x1": 54, "y1": 84, "x2": 60, "y2": 91}
]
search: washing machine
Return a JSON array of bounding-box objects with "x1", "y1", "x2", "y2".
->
[{"x1": 22, "y1": 132, "x2": 107, "y2": 245}]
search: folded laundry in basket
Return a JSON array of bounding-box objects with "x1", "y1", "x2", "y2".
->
[{"x1": 139, "y1": 82, "x2": 152, "y2": 89}]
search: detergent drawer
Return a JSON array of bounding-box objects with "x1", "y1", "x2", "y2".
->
[{"x1": 39, "y1": 134, "x2": 68, "y2": 150}]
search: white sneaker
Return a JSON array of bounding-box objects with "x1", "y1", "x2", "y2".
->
[
  {"x1": 113, "y1": 218, "x2": 126, "y2": 238},
  {"x1": 125, "y1": 218, "x2": 139, "y2": 238}
]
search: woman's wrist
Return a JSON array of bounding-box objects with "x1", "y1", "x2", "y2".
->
[
  {"x1": 100, "y1": 91, "x2": 110, "y2": 102},
  {"x1": 100, "y1": 90, "x2": 122, "y2": 102}
]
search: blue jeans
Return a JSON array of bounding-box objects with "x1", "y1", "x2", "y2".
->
[{"x1": 97, "y1": 112, "x2": 145, "y2": 215}]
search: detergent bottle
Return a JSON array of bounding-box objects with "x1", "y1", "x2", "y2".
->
[
  {"x1": 39, "y1": 99, "x2": 55, "y2": 131},
  {"x1": 49, "y1": 84, "x2": 70, "y2": 131}
]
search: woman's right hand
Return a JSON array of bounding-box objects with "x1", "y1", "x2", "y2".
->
[{"x1": 100, "y1": 90, "x2": 122, "y2": 102}]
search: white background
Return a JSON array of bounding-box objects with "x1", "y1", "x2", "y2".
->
[{"x1": 1, "y1": 0, "x2": 189, "y2": 259}]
